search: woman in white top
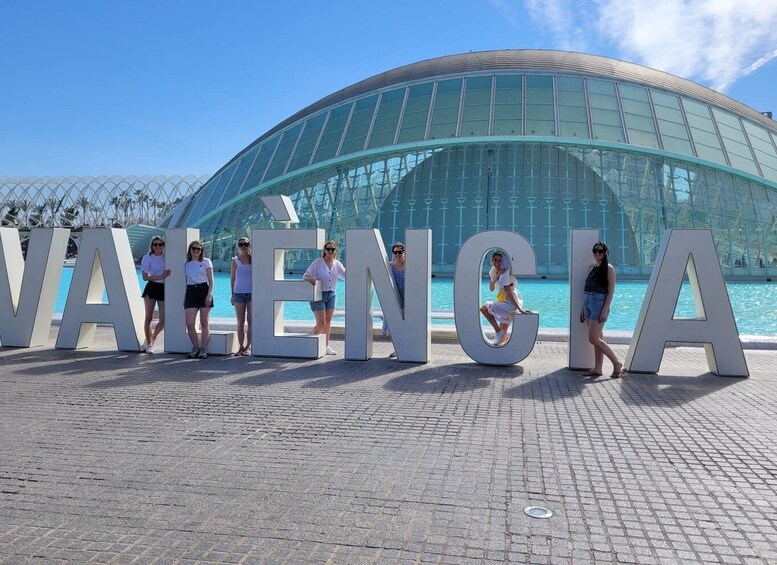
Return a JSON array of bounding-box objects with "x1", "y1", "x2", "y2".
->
[
  {"x1": 230, "y1": 236, "x2": 252, "y2": 356},
  {"x1": 303, "y1": 240, "x2": 346, "y2": 355},
  {"x1": 140, "y1": 236, "x2": 171, "y2": 353},
  {"x1": 480, "y1": 250, "x2": 531, "y2": 346},
  {"x1": 183, "y1": 240, "x2": 214, "y2": 359}
]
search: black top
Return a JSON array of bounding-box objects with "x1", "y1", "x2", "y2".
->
[{"x1": 584, "y1": 264, "x2": 609, "y2": 295}]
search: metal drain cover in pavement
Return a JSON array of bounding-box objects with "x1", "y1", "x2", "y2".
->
[{"x1": 524, "y1": 506, "x2": 553, "y2": 519}]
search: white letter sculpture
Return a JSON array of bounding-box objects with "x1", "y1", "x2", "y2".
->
[
  {"x1": 56, "y1": 228, "x2": 144, "y2": 350},
  {"x1": 252, "y1": 228, "x2": 325, "y2": 358},
  {"x1": 0, "y1": 228, "x2": 69, "y2": 347},
  {"x1": 164, "y1": 228, "x2": 237, "y2": 355},
  {"x1": 454, "y1": 231, "x2": 539, "y2": 366},
  {"x1": 344, "y1": 229, "x2": 431, "y2": 363},
  {"x1": 625, "y1": 229, "x2": 748, "y2": 377},
  {"x1": 568, "y1": 229, "x2": 600, "y2": 370}
]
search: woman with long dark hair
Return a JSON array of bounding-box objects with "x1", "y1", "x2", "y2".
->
[{"x1": 579, "y1": 241, "x2": 624, "y2": 378}]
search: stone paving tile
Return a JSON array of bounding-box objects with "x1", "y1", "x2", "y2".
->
[{"x1": 1, "y1": 330, "x2": 776, "y2": 564}]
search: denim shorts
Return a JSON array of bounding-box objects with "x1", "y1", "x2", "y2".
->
[
  {"x1": 232, "y1": 292, "x2": 251, "y2": 304},
  {"x1": 583, "y1": 291, "x2": 607, "y2": 321},
  {"x1": 310, "y1": 290, "x2": 336, "y2": 312}
]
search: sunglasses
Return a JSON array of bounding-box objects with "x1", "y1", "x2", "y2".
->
[
  {"x1": 238, "y1": 241, "x2": 250, "y2": 247},
  {"x1": 325, "y1": 247, "x2": 336, "y2": 252},
  {"x1": 593, "y1": 248, "x2": 605, "y2": 254},
  {"x1": 393, "y1": 249, "x2": 404, "y2": 255},
  {"x1": 190, "y1": 246, "x2": 202, "y2": 251},
  {"x1": 152, "y1": 242, "x2": 164, "y2": 247}
]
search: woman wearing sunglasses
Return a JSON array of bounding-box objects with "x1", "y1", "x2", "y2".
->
[
  {"x1": 184, "y1": 240, "x2": 214, "y2": 359},
  {"x1": 231, "y1": 237, "x2": 252, "y2": 356},
  {"x1": 579, "y1": 241, "x2": 624, "y2": 378},
  {"x1": 480, "y1": 250, "x2": 530, "y2": 346},
  {"x1": 303, "y1": 240, "x2": 346, "y2": 355},
  {"x1": 383, "y1": 242, "x2": 406, "y2": 358},
  {"x1": 140, "y1": 236, "x2": 171, "y2": 353}
]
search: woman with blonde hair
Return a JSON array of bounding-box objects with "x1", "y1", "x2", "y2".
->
[
  {"x1": 304, "y1": 240, "x2": 346, "y2": 355},
  {"x1": 140, "y1": 236, "x2": 171, "y2": 353}
]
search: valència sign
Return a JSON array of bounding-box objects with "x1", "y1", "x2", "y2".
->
[{"x1": 0, "y1": 196, "x2": 749, "y2": 377}]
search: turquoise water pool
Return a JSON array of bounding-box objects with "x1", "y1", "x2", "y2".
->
[{"x1": 55, "y1": 268, "x2": 776, "y2": 336}]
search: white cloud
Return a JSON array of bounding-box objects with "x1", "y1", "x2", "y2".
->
[{"x1": 519, "y1": 0, "x2": 777, "y2": 92}]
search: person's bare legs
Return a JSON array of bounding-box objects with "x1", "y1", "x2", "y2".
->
[
  {"x1": 199, "y1": 307, "x2": 211, "y2": 350},
  {"x1": 244, "y1": 303, "x2": 252, "y2": 354},
  {"x1": 185, "y1": 308, "x2": 200, "y2": 349},
  {"x1": 586, "y1": 319, "x2": 621, "y2": 374},
  {"x1": 311, "y1": 309, "x2": 326, "y2": 337},
  {"x1": 323, "y1": 308, "x2": 335, "y2": 346},
  {"x1": 143, "y1": 296, "x2": 156, "y2": 347},
  {"x1": 235, "y1": 302, "x2": 247, "y2": 351},
  {"x1": 150, "y1": 301, "x2": 165, "y2": 343},
  {"x1": 480, "y1": 305, "x2": 500, "y2": 332}
]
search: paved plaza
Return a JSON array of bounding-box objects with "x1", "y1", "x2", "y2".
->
[{"x1": 1, "y1": 328, "x2": 777, "y2": 564}]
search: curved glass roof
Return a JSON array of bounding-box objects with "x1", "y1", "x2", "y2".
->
[{"x1": 178, "y1": 50, "x2": 777, "y2": 227}]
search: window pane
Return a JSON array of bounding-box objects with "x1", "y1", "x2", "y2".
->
[
  {"x1": 429, "y1": 79, "x2": 462, "y2": 139},
  {"x1": 557, "y1": 75, "x2": 588, "y2": 138},
  {"x1": 288, "y1": 113, "x2": 327, "y2": 171},
  {"x1": 340, "y1": 94, "x2": 378, "y2": 155},
  {"x1": 683, "y1": 99, "x2": 726, "y2": 163},
  {"x1": 242, "y1": 135, "x2": 279, "y2": 192},
  {"x1": 711, "y1": 108, "x2": 759, "y2": 175},
  {"x1": 368, "y1": 88, "x2": 405, "y2": 148},
  {"x1": 219, "y1": 145, "x2": 259, "y2": 205},
  {"x1": 588, "y1": 80, "x2": 624, "y2": 142},
  {"x1": 493, "y1": 75, "x2": 522, "y2": 135},
  {"x1": 398, "y1": 83, "x2": 433, "y2": 143},
  {"x1": 313, "y1": 103, "x2": 352, "y2": 163},
  {"x1": 264, "y1": 123, "x2": 303, "y2": 182},
  {"x1": 525, "y1": 75, "x2": 554, "y2": 135},
  {"x1": 460, "y1": 75, "x2": 491, "y2": 137},
  {"x1": 744, "y1": 121, "x2": 777, "y2": 182}
]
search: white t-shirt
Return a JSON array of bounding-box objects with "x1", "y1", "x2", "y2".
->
[
  {"x1": 185, "y1": 258, "x2": 213, "y2": 285},
  {"x1": 304, "y1": 257, "x2": 346, "y2": 291},
  {"x1": 141, "y1": 253, "x2": 166, "y2": 282}
]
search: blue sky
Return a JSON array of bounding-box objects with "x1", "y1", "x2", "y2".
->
[{"x1": 2, "y1": 0, "x2": 776, "y2": 177}]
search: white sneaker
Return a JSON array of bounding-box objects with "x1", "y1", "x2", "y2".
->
[
  {"x1": 493, "y1": 329, "x2": 507, "y2": 346},
  {"x1": 188, "y1": 347, "x2": 199, "y2": 358},
  {"x1": 146, "y1": 343, "x2": 155, "y2": 354},
  {"x1": 326, "y1": 346, "x2": 337, "y2": 355}
]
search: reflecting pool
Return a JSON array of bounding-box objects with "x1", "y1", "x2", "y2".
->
[{"x1": 55, "y1": 268, "x2": 776, "y2": 336}]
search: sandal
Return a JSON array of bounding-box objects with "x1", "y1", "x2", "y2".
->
[
  {"x1": 610, "y1": 365, "x2": 626, "y2": 379},
  {"x1": 235, "y1": 347, "x2": 245, "y2": 356},
  {"x1": 241, "y1": 346, "x2": 251, "y2": 356},
  {"x1": 582, "y1": 369, "x2": 603, "y2": 377}
]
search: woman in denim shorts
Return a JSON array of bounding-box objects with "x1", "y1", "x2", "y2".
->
[
  {"x1": 303, "y1": 240, "x2": 346, "y2": 355},
  {"x1": 579, "y1": 241, "x2": 624, "y2": 378},
  {"x1": 231, "y1": 237, "x2": 252, "y2": 356}
]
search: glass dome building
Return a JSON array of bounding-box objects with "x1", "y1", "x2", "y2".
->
[{"x1": 164, "y1": 50, "x2": 777, "y2": 276}]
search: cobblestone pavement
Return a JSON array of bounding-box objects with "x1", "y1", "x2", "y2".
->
[{"x1": 1, "y1": 329, "x2": 776, "y2": 564}]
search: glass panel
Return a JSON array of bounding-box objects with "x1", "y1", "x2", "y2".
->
[
  {"x1": 460, "y1": 75, "x2": 492, "y2": 137},
  {"x1": 493, "y1": 75, "x2": 522, "y2": 135},
  {"x1": 340, "y1": 94, "x2": 378, "y2": 155},
  {"x1": 557, "y1": 76, "x2": 588, "y2": 138},
  {"x1": 181, "y1": 173, "x2": 221, "y2": 226},
  {"x1": 368, "y1": 88, "x2": 405, "y2": 149},
  {"x1": 429, "y1": 79, "x2": 462, "y2": 139},
  {"x1": 588, "y1": 80, "x2": 624, "y2": 142},
  {"x1": 743, "y1": 120, "x2": 777, "y2": 182},
  {"x1": 288, "y1": 113, "x2": 327, "y2": 171},
  {"x1": 313, "y1": 102, "x2": 352, "y2": 163},
  {"x1": 264, "y1": 123, "x2": 304, "y2": 182},
  {"x1": 215, "y1": 145, "x2": 258, "y2": 207},
  {"x1": 652, "y1": 91, "x2": 693, "y2": 155},
  {"x1": 397, "y1": 82, "x2": 433, "y2": 143},
  {"x1": 525, "y1": 75, "x2": 554, "y2": 135},
  {"x1": 683, "y1": 99, "x2": 726, "y2": 164},
  {"x1": 711, "y1": 108, "x2": 759, "y2": 175},
  {"x1": 240, "y1": 135, "x2": 279, "y2": 194},
  {"x1": 620, "y1": 85, "x2": 659, "y2": 148}
]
